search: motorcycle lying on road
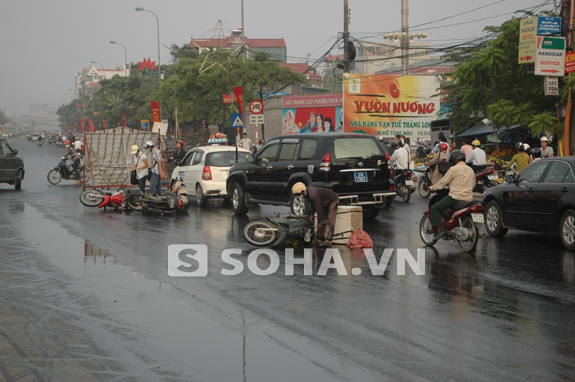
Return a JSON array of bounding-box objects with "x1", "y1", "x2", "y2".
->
[
  {"x1": 244, "y1": 214, "x2": 315, "y2": 247},
  {"x1": 79, "y1": 188, "x2": 142, "y2": 210},
  {"x1": 47, "y1": 155, "x2": 89, "y2": 185},
  {"x1": 419, "y1": 188, "x2": 484, "y2": 252},
  {"x1": 140, "y1": 186, "x2": 190, "y2": 215},
  {"x1": 393, "y1": 164, "x2": 415, "y2": 203}
]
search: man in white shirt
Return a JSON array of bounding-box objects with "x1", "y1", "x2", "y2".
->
[
  {"x1": 400, "y1": 135, "x2": 411, "y2": 158},
  {"x1": 390, "y1": 139, "x2": 409, "y2": 170},
  {"x1": 238, "y1": 133, "x2": 254, "y2": 151},
  {"x1": 466, "y1": 140, "x2": 487, "y2": 172},
  {"x1": 74, "y1": 138, "x2": 83, "y2": 153}
]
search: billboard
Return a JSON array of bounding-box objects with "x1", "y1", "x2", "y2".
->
[
  {"x1": 343, "y1": 74, "x2": 440, "y2": 142},
  {"x1": 282, "y1": 94, "x2": 343, "y2": 135}
]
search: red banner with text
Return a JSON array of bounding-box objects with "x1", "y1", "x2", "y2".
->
[{"x1": 151, "y1": 102, "x2": 161, "y2": 123}]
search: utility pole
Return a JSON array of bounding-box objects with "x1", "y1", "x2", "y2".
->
[
  {"x1": 241, "y1": 0, "x2": 246, "y2": 141},
  {"x1": 401, "y1": 0, "x2": 409, "y2": 75},
  {"x1": 343, "y1": 0, "x2": 350, "y2": 73},
  {"x1": 564, "y1": 0, "x2": 574, "y2": 156}
]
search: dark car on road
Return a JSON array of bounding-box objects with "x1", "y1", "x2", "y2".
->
[
  {"x1": 226, "y1": 133, "x2": 395, "y2": 219},
  {"x1": 483, "y1": 157, "x2": 575, "y2": 250},
  {"x1": 0, "y1": 139, "x2": 24, "y2": 189}
]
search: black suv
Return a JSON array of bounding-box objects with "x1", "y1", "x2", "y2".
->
[
  {"x1": 226, "y1": 133, "x2": 395, "y2": 219},
  {"x1": 0, "y1": 139, "x2": 24, "y2": 189}
]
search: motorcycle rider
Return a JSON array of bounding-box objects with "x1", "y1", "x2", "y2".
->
[
  {"x1": 66, "y1": 140, "x2": 82, "y2": 185},
  {"x1": 466, "y1": 140, "x2": 487, "y2": 173},
  {"x1": 429, "y1": 150, "x2": 475, "y2": 237},
  {"x1": 425, "y1": 142, "x2": 449, "y2": 185},
  {"x1": 168, "y1": 140, "x2": 186, "y2": 163},
  {"x1": 508, "y1": 143, "x2": 531, "y2": 173},
  {"x1": 530, "y1": 147, "x2": 542, "y2": 162},
  {"x1": 540, "y1": 137, "x2": 554, "y2": 158},
  {"x1": 292, "y1": 182, "x2": 339, "y2": 247},
  {"x1": 390, "y1": 139, "x2": 409, "y2": 170}
]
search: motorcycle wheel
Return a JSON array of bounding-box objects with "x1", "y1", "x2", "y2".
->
[
  {"x1": 400, "y1": 179, "x2": 411, "y2": 203},
  {"x1": 418, "y1": 179, "x2": 431, "y2": 198},
  {"x1": 458, "y1": 216, "x2": 478, "y2": 252},
  {"x1": 47, "y1": 169, "x2": 62, "y2": 185},
  {"x1": 419, "y1": 215, "x2": 438, "y2": 246},
  {"x1": 126, "y1": 194, "x2": 142, "y2": 210},
  {"x1": 79, "y1": 189, "x2": 105, "y2": 207},
  {"x1": 244, "y1": 221, "x2": 277, "y2": 246}
]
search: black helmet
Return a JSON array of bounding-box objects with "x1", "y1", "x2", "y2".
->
[
  {"x1": 449, "y1": 150, "x2": 465, "y2": 165},
  {"x1": 531, "y1": 147, "x2": 541, "y2": 158},
  {"x1": 397, "y1": 138, "x2": 405, "y2": 147},
  {"x1": 515, "y1": 142, "x2": 525, "y2": 151}
]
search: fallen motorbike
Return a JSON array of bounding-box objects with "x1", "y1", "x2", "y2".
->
[
  {"x1": 419, "y1": 188, "x2": 484, "y2": 252},
  {"x1": 79, "y1": 188, "x2": 142, "y2": 210},
  {"x1": 140, "y1": 185, "x2": 190, "y2": 215},
  {"x1": 473, "y1": 167, "x2": 497, "y2": 193},
  {"x1": 47, "y1": 155, "x2": 88, "y2": 185},
  {"x1": 393, "y1": 164, "x2": 415, "y2": 203},
  {"x1": 417, "y1": 166, "x2": 432, "y2": 198},
  {"x1": 244, "y1": 214, "x2": 315, "y2": 247}
]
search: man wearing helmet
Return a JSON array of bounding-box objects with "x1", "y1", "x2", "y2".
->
[
  {"x1": 425, "y1": 142, "x2": 449, "y2": 185},
  {"x1": 66, "y1": 140, "x2": 82, "y2": 185},
  {"x1": 292, "y1": 182, "x2": 339, "y2": 247},
  {"x1": 466, "y1": 140, "x2": 487, "y2": 173},
  {"x1": 390, "y1": 139, "x2": 409, "y2": 170},
  {"x1": 429, "y1": 150, "x2": 476, "y2": 236},
  {"x1": 540, "y1": 137, "x2": 554, "y2": 158},
  {"x1": 145, "y1": 140, "x2": 166, "y2": 196},
  {"x1": 168, "y1": 140, "x2": 186, "y2": 162}
]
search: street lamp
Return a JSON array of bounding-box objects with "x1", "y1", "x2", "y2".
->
[
  {"x1": 110, "y1": 41, "x2": 128, "y2": 77},
  {"x1": 135, "y1": 7, "x2": 161, "y2": 85}
]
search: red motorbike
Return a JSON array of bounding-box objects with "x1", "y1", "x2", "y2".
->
[
  {"x1": 79, "y1": 188, "x2": 142, "y2": 210},
  {"x1": 419, "y1": 188, "x2": 484, "y2": 252},
  {"x1": 473, "y1": 167, "x2": 497, "y2": 193}
]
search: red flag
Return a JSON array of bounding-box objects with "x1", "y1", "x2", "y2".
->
[
  {"x1": 150, "y1": 101, "x2": 161, "y2": 123},
  {"x1": 66, "y1": 127, "x2": 69, "y2": 134},
  {"x1": 75, "y1": 121, "x2": 78, "y2": 133},
  {"x1": 102, "y1": 117, "x2": 106, "y2": 132},
  {"x1": 233, "y1": 86, "x2": 244, "y2": 117},
  {"x1": 122, "y1": 113, "x2": 126, "y2": 127},
  {"x1": 88, "y1": 118, "x2": 94, "y2": 132},
  {"x1": 80, "y1": 119, "x2": 85, "y2": 134}
]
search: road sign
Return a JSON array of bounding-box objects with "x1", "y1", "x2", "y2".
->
[
  {"x1": 535, "y1": 36, "x2": 566, "y2": 77},
  {"x1": 519, "y1": 17, "x2": 536, "y2": 64},
  {"x1": 249, "y1": 114, "x2": 264, "y2": 125},
  {"x1": 566, "y1": 52, "x2": 575, "y2": 74},
  {"x1": 537, "y1": 16, "x2": 561, "y2": 36},
  {"x1": 248, "y1": 99, "x2": 264, "y2": 115},
  {"x1": 231, "y1": 113, "x2": 243, "y2": 128},
  {"x1": 544, "y1": 76, "x2": 559, "y2": 96}
]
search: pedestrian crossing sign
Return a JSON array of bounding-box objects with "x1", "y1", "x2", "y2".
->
[{"x1": 231, "y1": 113, "x2": 243, "y2": 128}]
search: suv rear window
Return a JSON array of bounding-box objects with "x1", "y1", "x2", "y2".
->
[
  {"x1": 205, "y1": 151, "x2": 247, "y2": 167},
  {"x1": 333, "y1": 138, "x2": 381, "y2": 160}
]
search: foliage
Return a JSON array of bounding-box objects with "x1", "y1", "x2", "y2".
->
[
  {"x1": 0, "y1": 109, "x2": 10, "y2": 125},
  {"x1": 443, "y1": 10, "x2": 562, "y2": 138}
]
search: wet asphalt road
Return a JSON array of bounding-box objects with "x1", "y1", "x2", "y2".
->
[{"x1": 1, "y1": 137, "x2": 575, "y2": 382}]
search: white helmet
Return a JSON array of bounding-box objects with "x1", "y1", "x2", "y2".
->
[
  {"x1": 541, "y1": 136, "x2": 549, "y2": 142},
  {"x1": 144, "y1": 140, "x2": 154, "y2": 149}
]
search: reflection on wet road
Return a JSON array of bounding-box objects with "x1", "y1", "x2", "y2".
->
[{"x1": 0, "y1": 138, "x2": 574, "y2": 381}]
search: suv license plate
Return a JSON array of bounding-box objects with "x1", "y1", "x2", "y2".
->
[
  {"x1": 405, "y1": 180, "x2": 414, "y2": 187},
  {"x1": 471, "y1": 213, "x2": 484, "y2": 224},
  {"x1": 487, "y1": 175, "x2": 495, "y2": 180},
  {"x1": 354, "y1": 171, "x2": 368, "y2": 182}
]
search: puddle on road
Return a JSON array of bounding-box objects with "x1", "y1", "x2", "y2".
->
[
  {"x1": 83, "y1": 241, "x2": 116, "y2": 264},
  {"x1": 8, "y1": 199, "x2": 25, "y2": 212}
]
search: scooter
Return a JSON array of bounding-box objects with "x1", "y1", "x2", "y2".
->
[
  {"x1": 417, "y1": 166, "x2": 433, "y2": 198},
  {"x1": 140, "y1": 185, "x2": 190, "y2": 214},
  {"x1": 38, "y1": 140, "x2": 43, "y2": 147},
  {"x1": 244, "y1": 214, "x2": 315, "y2": 247},
  {"x1": 47, "y1": 155, "x2": 87, "y2": 185},
  {"x1": 419, "y1": 188, "x2": 484, "y2": 252},
  {"x1": 393, "y1": 163, "x2": 415, "y2": 203},
  {"x1": 78, "y1": 188, "x2": 142, "y2": 210},
  {"x1": 473, "y1": 167, "x2": 497, "y2": 193}
]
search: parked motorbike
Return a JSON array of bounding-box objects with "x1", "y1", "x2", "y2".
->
[
  {"x1": 244, "y1": 214, "x2": 315, "y2": 247},
  {"x1": 393, "y1": 164, "x2": 415, "y2": 203},
  {"x1": 417, "y1": 166, "x2": 433, "y2": 198},
  {"x1": 140, "y1": 186, "x2": 190, "y2": 214},
  {"x1": 47, "y1": 155, "x2": 87, "y2": 185},
  {"x1": 419, "y1": 188, "x2": 484, "y2": 252},
  {"x1": 38, "y1": 141, "x2": 43, "y2": 147},
  {"x1": 79, "y1": 188, "x2": 142, "y2": 210},
  {"x1": 473, "y1": 167, "x2": 497, "y2": 193}
]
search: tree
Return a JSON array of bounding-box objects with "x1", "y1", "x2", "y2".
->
[
  {"x1": 0, "y1": 109, "x2": 10, "y2": 125},
  {"x1": 443, "y1": 10, "x2": 561, "y2": 139}
]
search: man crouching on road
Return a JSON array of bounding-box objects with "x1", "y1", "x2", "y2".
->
[
  {"x1": 292, "y1": 182, "x2": 339, "y2": 247},
  {"x1": 428, "y1": 150, "x2": 475, "y2": 237}
]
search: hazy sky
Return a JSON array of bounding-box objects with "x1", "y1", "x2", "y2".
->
[{"x1": 0, "y1": 0, "x2": 555, "y2": 118}]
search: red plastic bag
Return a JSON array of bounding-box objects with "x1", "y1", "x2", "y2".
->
[{"x1": 346, "y1": 230, "x2": 373, "y2": 248}]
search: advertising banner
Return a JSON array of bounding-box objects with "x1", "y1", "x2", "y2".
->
[
  {"x1": 233, "y1": 87, "x2": 244, "y2": 116},
  {"x1": 343, "y1": 74, "x2": 440, "y2": 142},
  {"x1": 282, "y1": 94, "x2": 343, "y2": 135},
  {"x1": 88, "y1": 118, "x2": 94, "y2": 132},
  {"x1": 150, "y1": 102, "x2": 161, "y2": 123},
  {"x1": 80, "y1": 119, "x2": 85, "y2": 134}
]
